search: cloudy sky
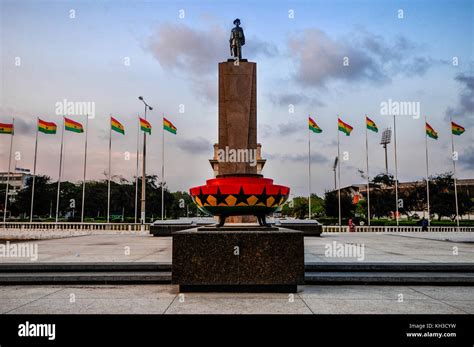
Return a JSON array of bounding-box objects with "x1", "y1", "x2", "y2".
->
[{"x1": 1, "y1": 0, "x2": 473, "y2": 197}]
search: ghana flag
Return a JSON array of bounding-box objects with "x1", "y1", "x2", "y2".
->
[
  {"x1": 163, "y1": 117, "x2": 177, "y2": 134},
  {"x1": 64, "y1": 117, "x2": 84, "y2": 133},
  {"x1": 426, "y1": 122, "x2": 438, "y2": 140},
  {"x1": 366, "y1": 116, "x2": 378, "y2": 133},
  {"x1": 309, "y1": 116, "x2": 322, "y2": 133},
  {"x1": 338, "y1": 118, "x2": 353, "y2": 136},
  {"x1": 451, "y1": 121, "x2": 465, "y2": 136},
  {"x1": 140, "y1": 117, "x2": 151, "y2": 134},
  {"x1": 0, "y1": 122, "x2": 13, "y2": 134},
  {"x1": 111, "y1": 117, "x2": 125, "y2": 135},
  {"x1": 38, "y1": 119, "x2": 57, "y2": 134}
]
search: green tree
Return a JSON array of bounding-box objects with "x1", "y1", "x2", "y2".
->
[
  {"x1": 11, "y1": 175, "x2": 56, "y2": 219},
  {"x1": 369, "y1": 173, "x2": 396, "y2": 218},
  {"x1": 324, "y1": 190, "x2": 354, "y2": 218},
  {"x1": 310, "y1": 193, "x2": 325, "y2": 218},
  {"x1": 292, "y1": 196, "x2": 308, "y2": 219},
  {"x1": 280, "y1": 201, "x2": 293, "y2": 217},
  {"x1": 354, "y1": 199, "x2": 367, "y2": 219},
  {"x1": 430, "y1": 172, "x2": 471, "y2": 220},
  {"x1": 169, "y1": 191, "x2": 195, "y2": 218}
]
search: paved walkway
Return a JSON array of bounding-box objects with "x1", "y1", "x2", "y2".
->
[
  {"x1": 1, "y1": 232, "x2": 473, "y2": 314},
  {"x1": 1, "y1": 284, "x2": 473, "y2": 314},
  {"x1": 0, "y1": 232, "x2": 472, "y2": 263}
]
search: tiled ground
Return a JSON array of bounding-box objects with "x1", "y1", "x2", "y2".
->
[
  {"x1": 1, "y1": 231, "x2": 472, "y2": 263},
  {"x1": 1, "y1": 284, "x2": 472, "y2": 314}
]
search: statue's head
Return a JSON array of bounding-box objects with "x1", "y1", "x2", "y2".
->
[{"x1": 233, "y1": 18, "x2": 241, "y2": 26}]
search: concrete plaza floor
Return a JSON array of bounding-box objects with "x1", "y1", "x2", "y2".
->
[
  {"x1": 1, "y1": 232, "x2": 473, "y2": 314},
  {"x1": 0, "y1": 231, "x2": 472, "y2": 263},
  {"x1": 1, "y1": 284, "x2": 473, "y2": 314}
]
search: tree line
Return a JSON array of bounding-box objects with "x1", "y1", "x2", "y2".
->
[
  {"x1": 281, "y1": 172, "x2": 473, "y2": 224},
  {"x1": 1, "y1": 175, "x2": 195, "y2": 222},
  {"x1": 2, "y1": 172, "x2": 472, "y2": 224}
]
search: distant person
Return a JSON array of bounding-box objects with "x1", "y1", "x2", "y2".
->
[
  {"x1": 348, "y1": 218, "x2": 356, "y2": 232},
  {"x1": 421, "y1": 217, "x2": 428, "y2": 231}
]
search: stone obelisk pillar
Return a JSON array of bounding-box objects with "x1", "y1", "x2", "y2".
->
[
  {"x1": 208, "y1": 60, "x2": 265, "y2": 223},
  {"x1": 210, "y1": 60, "x2": 266, "y2": 177},
  {"x1": 217, "y1": 61, "x2": 257, "y2": 175}
]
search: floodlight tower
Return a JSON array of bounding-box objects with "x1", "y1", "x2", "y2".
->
[
  {"x1": 380, "y1": 128, "x2": 392, "y2": 175},
  {"x1": 332, "y1": 156, "x2": 338, "y2": 190}
]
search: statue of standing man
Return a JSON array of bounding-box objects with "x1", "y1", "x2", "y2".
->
[{"x1": 230, "y1": 18, "x2": 245, "y2": 60}]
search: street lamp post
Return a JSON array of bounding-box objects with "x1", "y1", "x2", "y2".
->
[{"x1": 138, "y1": 96, "x2": 153, "y2": 224}]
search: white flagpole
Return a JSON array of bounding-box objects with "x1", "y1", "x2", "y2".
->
[
  {"x1": 393, "y1": 115, "x2": 399, "y2": 227},
  {"x1": 424, "y1": 115, "x2": 431, "y2": 225},
  {"x1": 450, "y1": 118, "x2": 460, "y2": 227},
  {"x1": 161, "y1": 114, "x2": 165, "y2": 221},
  {"x1": 29, "y1": 117, "x2": 39, "y2": 222},
  {"x1": 3, "y1": 117, "x2": 14, "y2": 223},
  {"x1": 141, "y1": 113, "x2": 147, "y2": 225},
  {"x1": 107, "y1": 116, "x2": 112, "y2": 223},
  {"x1": 81, "y1": 115, "x2": 89, "y2": 223},
  {"x1": 365, "y1": 115, "x2": 371, "y2": 226},
  {"x1": 308, "y1": 117, "x2": 311, "y2": 220},
  {"x1": 55, "y1": 117, "x2": 65, "y2": 223},
  {"x1": 135, "y1": 116, "x2": 140, "y2": 224},
  {"x1": 337, "y1": 117, "x2": 341, "y2": 227}
]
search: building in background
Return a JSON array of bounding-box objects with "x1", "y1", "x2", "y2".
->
[
  {"x1": 0, "y1": 171, "x2": 32, "y2": 192},
  {"x1": 334, "y1": 179, "x2": 474, "y2": 220}
]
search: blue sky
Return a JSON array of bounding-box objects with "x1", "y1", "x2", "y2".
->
[{"x1": 1, "y1": 0, "x2": 473, "y2": 196}]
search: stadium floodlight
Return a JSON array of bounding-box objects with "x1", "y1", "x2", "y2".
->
[
  {"x1": 380, "y1": 128, "x2": 392, "y2": 174},
  {"x1": 380, "y1": 128, "x2": 392, "y2": 145},
  {"x1": 332, "y1": 156, "x2": 338, "y2": 189}
]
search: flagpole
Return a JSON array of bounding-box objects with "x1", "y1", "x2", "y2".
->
[
  {"x1": 393, "y1": 115, "x2": 399, "y2": 227},
  {"x1": 365, "y1": 115, "x2": 371, "y2": 227},
  {"x1": 337, "y1": 116, "x2": 341, "y2": 228},
  {"x1": 450, "y1": 117, "x2": 460, "y2": 228},
  {"x1": 141, "y1": 110, "x2": 147, "y2": 224},
  {"x1": 161, "y1": 114, "x2": 165, "y2": 221},
  {"x1": 81, "y1": 115, "x2": 89, "y2": 223},
  {"x1": 138, "y1": 97, "x2": 153, "y2": 224},
  {"x1": 135, "y1": 116, "x2": 140, "y2": 224},
  {"x1": 107, "y1": 116, "x2": 112, "y2": 224},
  {"x1": 3, "y1": 117, "x2": 14, "y2": 223},
  {"x1": 29, "y1": 117, "x2": 39, "y2": 222},
  {"x1": 308, "y1": 118, "x2": 311, "y2": 220},
  {"x1": 55, "y1": 117, "x2": 65, "y2": 223},
  {"x1": 424, "y1": 115, "x2": 431, "y2": 225}
]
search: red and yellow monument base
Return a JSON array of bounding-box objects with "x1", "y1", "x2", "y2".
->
[{"x1": 173, "y1": 57, "x2": 303, "y2": 293}]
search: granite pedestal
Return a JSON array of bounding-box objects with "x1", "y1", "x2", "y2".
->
[
  {"x1": 150, "y1": 218, "x2": 215, "y2": 237},
  {"x1": 273, "y1": 219, "x2": 323, "y2": 236},
  {"x1": 172, "y1": 227, "x2": 304, "y2": 292}
]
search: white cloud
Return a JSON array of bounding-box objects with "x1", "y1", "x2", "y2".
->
[{"x1": 287, "y1": 29, "x2": 434, "y2": 88}]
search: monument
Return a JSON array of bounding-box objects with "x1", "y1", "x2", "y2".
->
[
  {"x1": 190, "y1": 19, "x2": 288, "y2": 226},
  {"x1": 229, "y1": 18, "x2": 245, "y2": 60},
  {"x1": 172, "y1": 20, "x2": 305, "y2": 292}
]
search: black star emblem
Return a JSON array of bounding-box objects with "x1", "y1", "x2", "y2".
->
[
  {"x1": 196, "y1": 187, "x2": 210, "y2": 206},
  {"x1": 272, "y1": 188, "x2": 283, "y2": 207},
  {"x1": 214, "y1": 187, "x2": 228, "y2": 206},
  {"x1": 233, "y1": 186, "x2": 248, "y2": 206},
  {"x1": 256, "y1": 187, "x2": 271, "y2": 206}
]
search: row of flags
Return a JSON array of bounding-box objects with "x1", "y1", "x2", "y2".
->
[
  {"x1": 1, "y1": 114, "x2": 178, "y2": 224},
  {"x1": 0, "y1": 113, "x2": 468, "y2": 226},
  {"x1": 1, "y1": 115, "x2": 465, "y2": 139},
  {"x1": 308, "y1": 116, "x2": 466, "y2": 138},
  {"x1": 307, "y1": 115, "x2": 467, "y2": 227},
  {"x1": 0, "y1": 116, "x2": 177, "y2": 136}
]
